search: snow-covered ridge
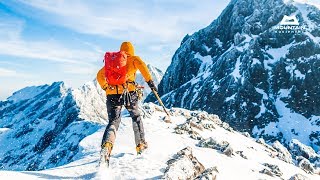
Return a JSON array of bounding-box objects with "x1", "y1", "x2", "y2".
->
[
  {"x1": 285, "y1": 0, "x2": 320, "y2": 9},
  {"x1": 0, "y1": 103, "x2": 319, "y2": 179},
  {"x1": 0, "y1": 81, "x2": 101, "y2": 171}
]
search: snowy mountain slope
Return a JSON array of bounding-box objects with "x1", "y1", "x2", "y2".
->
[
  {"x1": 0, "y1": 103, "x2": 319, "y2": 179},
  {"x1": 147, "y1": 0, "x2": 320, "y2": 152},
  {"x1": 0, "y1": 82, "x2": 101, "y2": 171}
]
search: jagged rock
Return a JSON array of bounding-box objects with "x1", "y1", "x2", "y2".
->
[
  {"x1": 289, "y1": 173, "x2": 310, "y2": 180},
  {"x1": 259, "y1": 168, "x2": 275, "y2": 177},
  {"x1": 198, "y1": 137, "x2": 233, "y2": 157},
  {"x1": 141, "y1": 103, "x2": 156, "y2": 115},
  {"x1": 163, "y1": 147, "x2": 205, "y2": 180},
  {"x1": 256, "y1": 138, "x2": 278, "y2": 157},
  {"x1": 262, "y1": 163, "x2": 283, "y2": 177},
  {"x1": 236, "y1": 151, "x2": 248, "y2": 159},
  {"x1": 223, "y1": 146, "x2": 234, "y2": 157},
  {"x1": 256, "y1": 138, "x2": 266, "y2": 144},
  {"x1": 195, "y1": 167, "x2": 219, "y2": 180},
  {"x1": 220, "y1": 122, "x2": 234, "y2": 132},
  {"x1": 272, "y1": 141, "x2": 293, "y2": 164},
  {"x1": 297, "y1": 156, "x2": 315, "y2": 174},
  {"x1": 208, "y1": 116, "x2": 222, "y2": 126},
  {"x1": 196, "y1": 112, "x2": 210, "y2": 121},
  {"x1": 289, "y1": 139, "x2": 320, "y2": 166},
  {"x1": 234, "y1": 32, "x2": 246, "y2": 46},
  {"x1": 174, "y1": 111, "x2": 222, "y2": 139},
  {"x1": 242, "y1": 132, "x2": 251, "y2": 138}
]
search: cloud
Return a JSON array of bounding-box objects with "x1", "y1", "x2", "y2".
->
[
  {"x1": 0, "y1": 68, "x2": 18, "y2": 77},
  {"x1": 0, "y1": 67, "x2": 34, "y2": 77},
  {"x1": 0, "y1": 18, "x2": 101, "y2": 66},
  {"x1": 12, "y1": 0, "x2": 231, "y2": 45},
  {"x1": 60, "y1": 64, "x2": 98, "y2": 75}
]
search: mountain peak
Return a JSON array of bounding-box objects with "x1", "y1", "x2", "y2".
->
[{"x1": 152, "y1": 0, "x2": 320, "y2": 153}]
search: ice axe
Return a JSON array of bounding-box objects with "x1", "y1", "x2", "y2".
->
[{"x1": 151, "y1": 89, "x2": 172, "y2": 123}]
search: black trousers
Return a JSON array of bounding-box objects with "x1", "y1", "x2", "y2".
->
[{"x1": 101, "y1": 91, "x2": 145, "y2": 148}]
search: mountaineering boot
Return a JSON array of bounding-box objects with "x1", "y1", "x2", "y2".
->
[
  {"x1": 99, "y1": 142, "x2": 113, "y2": 167},
  {"x1": 136, "y1": 142, "x2": 148, "y2": 155}
]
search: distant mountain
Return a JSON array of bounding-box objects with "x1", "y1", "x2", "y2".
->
[
  {"x1": 136, "y1": 64, "x2": 163, "y2": 100},
  {"x1": 146, "y1": 0, "x2": 320, "y2": 151},
  {"x1": 0, "y1": 82, "x2": 101, "y2": 170}
]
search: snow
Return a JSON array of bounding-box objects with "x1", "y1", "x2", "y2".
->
[
  {"x1": 274, "y1": 89, "x2": 320, "y2": 146},
  {"x1": 0, "y1": 100, "x2": 319, "y2": 179},
  {"x1": 294, "y1": 2, "x2": 317, "y2": 30},
  {"x1": 252, "y1": 58, "x2": 261, "y2": 66},
  {"x1": 255, "y1": 89, "x2": 320, "y2": 152},
  {"x1": 254, "y1": 88, "x2": 268, "y2": 119},
  {"x1": 294, "y1": 69, "x2": 306, "y2": 79},
  {"x1": 306, "y1": 32, "x2": 320, "y2": 43},
  {"x1": 265, "y1": 43, "x2": 292, "y2": 70},
  {"x1": 194, "y1": 52, "x2": 212, "y2": 74},
  {"x1": 203, "y1": 44, "x2": 212, "y2": 52},
  {"x1": 255, "y1": 88, "x2": 269, "y2": 100},
  {"x1": 7, "y1": 85, "x2": 48, "y2": 103},
  {"x1": 235, "y1": 34, "x2": 251, "y2": 52},
  {"x1": 231, "y1": 56, "x2": 241, "y2": 80},
  {"x1": 255, "y1": 101, "x2": 266, "y2": 119},
  {"x1": 181, "y1": 89, "x2": 189, "y2": 107},
  {"x1": 0, "y1": 128, "x2": 10, "y2": 134},
  {"x1": 72, "y1": 80, "x2": 108, "y2": 124},
  {"x1": 190, "y1": 91, "x2": 199, "y2": 108},
  {"x1": 226, "y1": 94, "x2": 236, "y2": 102},
  {"x1": 215, "y1": 38, "x2": 223, "y2": 47}
]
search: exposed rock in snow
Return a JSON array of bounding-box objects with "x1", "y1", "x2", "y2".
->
[
  {"x1": 174, "y1": 112, "x2": 221, "y2": 140},
  {"x1": 235, "y1": 150, "x2": 248, "y2": 159},
  {"x1": 163, "y1": 147, "x2": 205, "y2": 180},
  {"x1": 289, "y1": 173, "x2": 311, "y2": 180},
  {"x1": 297, "y1": 156, "x2": 316, "y2": 174},
  {"x1": 289, "y1": 139, "x2": 320, "y2": 167},
  {"x1": 198, "y1": 137, "x2": 234, "y2": 157},
  {"x1": 272, "y1": 140, "x2": 294, "y2": 164},
  {"x1": 195, "y1": 167, "x2": 219, "y2": 180},
  {"x1": 260, "y1": 163, "x2": 283, "y2": 177}
]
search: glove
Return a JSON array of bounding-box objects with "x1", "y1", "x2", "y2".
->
[{"x1": 147, "y1": 80, "x2": 157, "y2": 92}]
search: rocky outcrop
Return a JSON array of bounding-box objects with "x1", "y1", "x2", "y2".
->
[{"x1": 163, "y1": 147, "x2": 206, "y2": 180}]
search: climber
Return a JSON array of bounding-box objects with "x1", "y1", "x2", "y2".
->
[{"x1": 96, "y1": 41, "x2": 158, "y2": 166}]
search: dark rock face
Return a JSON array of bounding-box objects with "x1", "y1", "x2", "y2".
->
[
  {"x1": 0, "y1": 82, "x2": 100, "y2": 170},
  {"x1": 146, "y1": 0, "x2": 320, "y2": 150}
]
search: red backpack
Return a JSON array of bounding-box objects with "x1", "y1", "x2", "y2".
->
[{"x1": 104, "y1": 51, "x2": 128, "y2": 85}]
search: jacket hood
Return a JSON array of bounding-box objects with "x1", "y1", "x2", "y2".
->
[{"x1": 120, "y1": 41, "x2": 134, "y2": 56}]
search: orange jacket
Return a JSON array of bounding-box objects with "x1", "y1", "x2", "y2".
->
[{"x1": 97, "y1": 42, "x2": 152, "y2": 95}]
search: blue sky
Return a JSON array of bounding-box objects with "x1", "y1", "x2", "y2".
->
[{"x1": 0, "y1": 0, "x2": 231, "y2": 100}]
